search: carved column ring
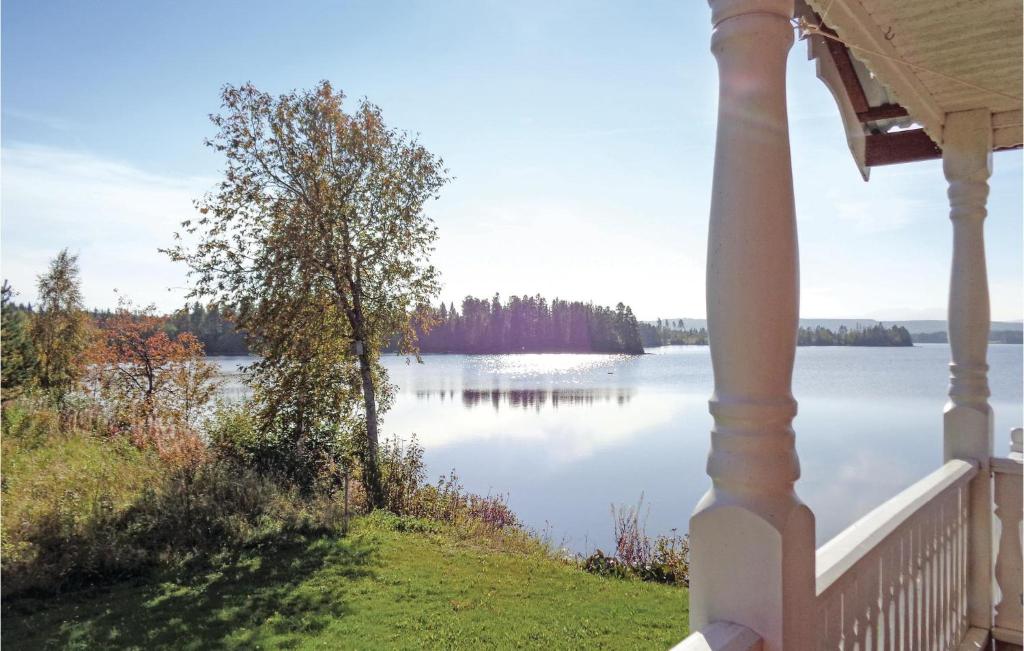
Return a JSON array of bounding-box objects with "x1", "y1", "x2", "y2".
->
[
  {"x1": 709, "y1": 0, "x2": 794, "y2": 27},
  {"x1": 948, "y1": 180, "x2": 989, "y2": 221},
  {"x1": 709, "y1": 397, "x2": 798, "y2": 422}
]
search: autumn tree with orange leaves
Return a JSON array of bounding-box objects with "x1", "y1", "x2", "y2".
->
[{"x1": 91, "y1": 303, "x2": 220, "y2": 431}]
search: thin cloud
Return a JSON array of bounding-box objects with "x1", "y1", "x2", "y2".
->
[
  {"x1": 1, "y1": 144, "x2": 213, "y2": 311},
  {"x1": 834, "y1": 197, "x2": 930, "y2": 234},
  {"x1": 2, "y1": 108, "x2": 76, "y2": 132}
]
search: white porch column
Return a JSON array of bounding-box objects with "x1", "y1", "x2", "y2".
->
[
  {"x1": 942, "y1": 108, "x2": 994, "y2": 630},
  {"x1": 689, "y1": 1, "x2": 815, "y2": 649}
]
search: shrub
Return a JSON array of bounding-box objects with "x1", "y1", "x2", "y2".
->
[
  {"x1": 378, "y1": 434, "x2": 426, "y2": 515},
  {"x1": 409, "y1": 470, "x2": 519, "y2": 530},
  {"x1": 0, "y1": 397, "x2": 61, "y2": 449},
  {"x1": 88, "y1": 303, "x2": 221, "y2": 431},
  {"x1": 120, "y1": 459, "x2": 344, "y2": 554},
  {"x1": 207, "y1": 401, "x2": 347, "y2": 494},
  {"x1": 581, "y1": 549, "x2": 631, "y2": 579},
  {"x1": 206, "y1": 401, "x2": 262, "y2": 463},
  {"x1": 648, "y1": 532, "x2": 689, "y2": 585},
  {"x1": 581, "y1": 496, "x2": 690, "y2": 587}
]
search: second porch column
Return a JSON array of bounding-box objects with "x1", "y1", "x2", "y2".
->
[
  {"x1": 689, "y1": 1, "x2": 815, "y2": 649},
  {"x1": 942, "y1": 108, "x2": 994, "y2": 630}
]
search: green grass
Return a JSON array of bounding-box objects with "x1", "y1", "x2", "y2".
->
[
  {"x1": 1, "y1": 401, "x2": 689, "y2": 648},
  {"x1": 3, "y1": 517, "x2": 689, "y2": 649}
]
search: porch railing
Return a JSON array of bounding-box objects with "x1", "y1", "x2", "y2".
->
[
  {"x1": 677, "y1": 432, "x2": 1022, "y2": 650},
  {"x1": 992, "y1": 428, "x2": 1023, "y2": 646},
  {"x1": 815, "y1": 459, "x2": 977, "y2": 650}
]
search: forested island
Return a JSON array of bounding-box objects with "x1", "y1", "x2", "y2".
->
[{"x1": 409, "y1": 295, "x2": 645, "y2": 354}]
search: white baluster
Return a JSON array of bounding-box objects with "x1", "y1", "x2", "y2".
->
[
  {"x1": 941, "y1": 108, "x2": 994, "y2": 630},
  {"x1": 689, "y1": 2, "x2": 815, "y2": 649},
  {"x1": 994, "y1": 428, "x2": 1023, "y2": 640}
]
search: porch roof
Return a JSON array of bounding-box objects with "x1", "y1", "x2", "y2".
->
[{"x1": 799, "y1": 0, "x2": 1023, "y2": 177}]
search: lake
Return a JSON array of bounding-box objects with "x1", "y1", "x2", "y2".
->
[{"x1": 212, "y1": 343, "x2": 1023, "y2": 553}]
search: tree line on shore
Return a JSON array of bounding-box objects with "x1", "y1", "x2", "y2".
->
[
  {"x1": 796, "y1": 323, "x2": 913, "y2": 346},
  {"x1": 914, "y1": 330, "x2": 1023, "y2": 344},
  {"x1": 8, "y1": 295, "x2": 651, "y2": 357},
  {"x1": 640, "y1": 319, "x2": 914, "y2": 347},
  {"x1": 639, "y1": 320, "x2": 709, "y2": 346},
  {"x1": 5, "y1": 300, "x2": 250, "y2": 357},
  {"x1": 7, "y1": 295, "x2": 923, "y2": 361}
]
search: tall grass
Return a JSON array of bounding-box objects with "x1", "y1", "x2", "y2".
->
[
  {"x1": 1, "y1": 397, "x2": 549, "y2": 598},
  {"x1": 1, "y1": 398, "x2": 343, "y2": 597}
]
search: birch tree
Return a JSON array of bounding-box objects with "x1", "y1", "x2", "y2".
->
[
  {"x1": 168, "y1": 82, "x2": 447, "y2": 507},
  {"x1": 31, "y1": 249, "x2": 90, "y2": 402}
]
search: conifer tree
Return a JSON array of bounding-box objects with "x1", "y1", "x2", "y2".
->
[{"x1": 1, "y1": 280, "x2": 37, "y2": 398}]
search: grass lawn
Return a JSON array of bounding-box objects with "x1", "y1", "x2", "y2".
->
[{"x1": 2, "y1": 518, "x2": 689, "y2": 650}]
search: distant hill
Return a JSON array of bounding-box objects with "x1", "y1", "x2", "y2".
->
[{"x1": 647, "y1": 318, "x2": 1023, "y2": 336}]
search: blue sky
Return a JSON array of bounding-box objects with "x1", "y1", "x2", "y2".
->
[{"x1": 2, "y1": 0, "x2": 1021, "y2": 320}]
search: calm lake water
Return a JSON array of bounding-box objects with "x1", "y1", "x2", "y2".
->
[{"x1": 212, "y1": 343, "x2": 1023, "y2": 553}]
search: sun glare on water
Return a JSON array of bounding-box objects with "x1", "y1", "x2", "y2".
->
[{"x1": 476, "y1": 353, "x2": 625, "y2": 378}]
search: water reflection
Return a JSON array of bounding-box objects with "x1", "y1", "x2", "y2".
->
[{"x1": 413, "y1": 387, "x2": 635, "y2": 411}]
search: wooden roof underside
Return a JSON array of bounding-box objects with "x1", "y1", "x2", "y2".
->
[{"x1": 799, "y1": 0, "x2": 1023, "y2": 178}]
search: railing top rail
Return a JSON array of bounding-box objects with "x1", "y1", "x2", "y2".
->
[
  {"x1": 671, "y1": 622, "x2": 762, "y2": 651},
  {"x1": 991, "y1": 455, "x2": 1023, "y2": 475},
  {"x1": 816, "y1": 458, "x2": 977, "y2": 596}
]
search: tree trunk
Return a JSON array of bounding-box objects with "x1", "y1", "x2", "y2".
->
[{"x1": 357, "y1": 348, "x2": 384, "y2": 509}]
